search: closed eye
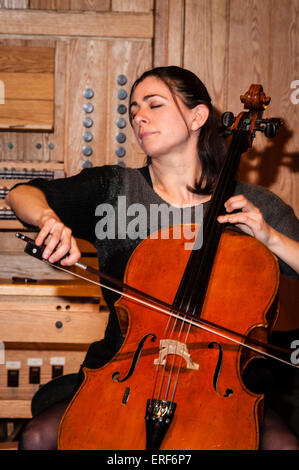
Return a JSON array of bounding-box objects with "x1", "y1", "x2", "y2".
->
[{"x1": 129, "y1": 104, "x2": 162, "y2": 122}]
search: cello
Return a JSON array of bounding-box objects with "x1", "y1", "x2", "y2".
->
[{"x1": 19, "y1": 85, "x2": 285, "y2": 449}]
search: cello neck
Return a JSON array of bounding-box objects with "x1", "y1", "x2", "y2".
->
[
  {"x1": 172, "y1": 79, "x2": 273, "y2": 318},
  {"x1": 172, "y1": 127, "x2": 249, "y2": 318},
  {"x1": 172, "y1": 80, "x2": 278, "y2": 318}
]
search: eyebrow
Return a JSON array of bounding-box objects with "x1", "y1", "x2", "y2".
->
[{"x1": 129, "y1": 94, "x2": 167, "y2": 110}]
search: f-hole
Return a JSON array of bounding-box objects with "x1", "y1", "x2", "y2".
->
[
  {"x1": 208, "y1": 341, "x2": 233, "y2": 398},
  {"x1": 112, "y1": 333, "x2": 157, "y2": 383}
]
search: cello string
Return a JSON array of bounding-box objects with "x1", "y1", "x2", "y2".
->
[
  {"x1": 33, "y1": 258, "x2": 297, "y2": 369},
  {"x1": 160, "y1": 133, "x2": 249, "y2": 401},
  {"x1": 154, "y1": 264, "x2": 197, "y2": 403},
  {"x1": 170, "y1": 355, "x2": 185, "y2": 405},
  {"x1": 20, "y1": 233, "x2": 288, "y2": 358},
  {"x1": 168, "y1": 320, "x2": 193, "y2": 404},
  {"x1": 169, "y1": 131, "x2": 243, "y2": 319},
  {"x1": 163, "y1": 314, "x2": 189, "y2": 401},
  {"x1": 155, "y1": 308, "x2": 187, "y2": 401},
  {"x1": 175, "y1": 320, "x2": 195, "y2": 402},
  {"x1": 169, "y1": 304, "x2": 199, "y2": 402},
  {"x1": 196, "y1": 130, "x2": 245, "y2": 310},
  {"x1": 183, "y1": 132, "x2": 244, "y2": 318},
  {"x1": 151, "y1": 307, "x2": 179, "y2": 400}
]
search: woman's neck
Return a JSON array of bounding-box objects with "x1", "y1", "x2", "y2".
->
[{"x1": 148, "y1": 158, "x2": 211, "y2": 207}]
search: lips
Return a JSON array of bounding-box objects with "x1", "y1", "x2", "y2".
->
[{"x1": 139, "y1": 131, "x2": 157, "y2": 141}]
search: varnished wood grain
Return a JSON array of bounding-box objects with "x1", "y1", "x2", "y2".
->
[
  {"x1": 226, "y1": 0, "x2": 299, "y2": 330},
  {"x1": 0, "y1": 99, "x2": 54, "y2": 129},
  {"x1": 0, "y1": 45, "x2": 55, "y2": 130},
  {"x1": 107, "y1": 39, "x2": 152, "y2": 169},
  {"x1": 154, "y1": 0, "x2": 184, "y2": 67},
  {"x1": 0, "y1": 46, "x2": 55, "y2": 73},
  {"x1": 64, "y1": 38, "x2": 109, "y2": 176},
  {"x1": 29, "y1": 0, "x2": 110, "y2": 10},
  {"x1": 0, "y1": 73, "x2": 53, "y2": 100},
  {"x1": 0, "y1": 400, "x2": 31, "y2": 419},
  {"x1": 0, "y1": 40, "x2": 57, "y2": 161},
  {"x1": 0, "y1": 0, "x2": 28, "y2": 7},
  {"x1": 112, "y1": 0, "x2": 153, "y2": 12},
  {"x1": 0, "y1": 9, "x2": 154, "y2": 38},
  {"x1": 228, "y1": 0, "x2": 299, "y2": 211},
  {"x1": 184, "y1": 0, "x2": 229, "y2": 113}
]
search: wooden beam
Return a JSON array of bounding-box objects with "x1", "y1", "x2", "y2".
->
[
  {"x1": 0, "y1": 45, "x2": 55, "y2": 73},
  {"x1": 0, "y1": 10, "x2": 154, "y2": 38},
  {"x1": 0, "y1": 99, "x2": 54, "y2": 130},
  {"x1": 0, "y1": 279, "x2": 101, "y2": 296},
  {"x1": 29, "y1": 0, "x2": 110, "y2": 10},
  {"x1": 0, "y1": 400, "x2": 31, "y2": 419}
]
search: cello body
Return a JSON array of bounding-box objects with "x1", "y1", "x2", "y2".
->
[{"x1": 58, "y1": 228, "x2": 279, "y2": 450}]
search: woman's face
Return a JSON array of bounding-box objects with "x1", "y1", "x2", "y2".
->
[{"x1": 130, "y1": 76, "x2": 199, "y2": 159}]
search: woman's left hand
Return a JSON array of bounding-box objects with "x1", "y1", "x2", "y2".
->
[{"x1": 217, "y1": 194, "x2": 272, "y2": 245}]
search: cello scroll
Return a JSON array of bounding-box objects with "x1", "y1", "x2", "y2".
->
[{"x1": 222, "y1": 84, "x2": 282, "y2": 144}]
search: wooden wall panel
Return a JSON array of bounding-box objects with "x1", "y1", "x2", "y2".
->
[
  {"x1": 183, "y1": 0, "x2": 298, "y2": 213},
  {"x1": 227, "y1": 0, "x2": 299, "y2": 213},
  {"x1": 0, "y1": 39, "x2": 57, "y2": 162},
  {"x1": 107, "y1": 39, "x2": 152, "y2": 169},
  {"x1": 1, "y1": 0, "x2": 153, "y2": 11},
  {"x1": 0, "y1": 9, "x2": 153, "y2": 167},
  {"x1": 0, "y1": 0, "x2": 28, "y2": 7},
  {"x1": 64, "y1": 38, "x2": 151, "y2": 176},
  {"x1": 29, "y1": 0, "x2": 110, "y2": 10},
  {"x1": 227, "y1": 0, "x2": 299, "y2": 331},
  {"x1": 0, "y1": 46, "x2": 55, "y2": 130},
  {"x1": 64, "y1": 39, "x2": 109, "y2": 176},
  {"x1": 154, "y1": 0, "x2": 185, "y2": 67},
  {"x1": 184, "y1": 0, "x2": 229, "y2": 113},
  {"x1": 183, "y1": 0, "x2": 298, "y2": 331},
  {"x1": 51, "y1": 39, "x2": 68, "y2": 162},
  {"x1": 112, "y1": 0, "x2": 153, "y2": 12}
]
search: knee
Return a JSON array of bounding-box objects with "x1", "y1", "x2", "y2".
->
[
  {"x1": 19, "y1": 420, "x2": 56, "y2": 451},
  {"x1": 276, "y1": 438, "x2": 299, "y2": 451},
  {"x1": 261, "y1": 408, "x2": 299, "y2": 450}
]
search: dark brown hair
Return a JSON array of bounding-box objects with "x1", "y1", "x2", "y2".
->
[{"x1": 129, "y1": 66, "x2": 226, "y2": 195}]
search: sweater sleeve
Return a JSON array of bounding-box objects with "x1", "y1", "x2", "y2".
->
[
  {"x1": 10, "y1": 166, "x2": 110, "y2": 244},
  {"x1": 235, "y1": 182, "x2": 299, "y2": 279}
]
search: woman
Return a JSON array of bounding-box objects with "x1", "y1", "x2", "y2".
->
[{"x1": 6, "y1": 66, "x2": 299, "y2": 450}]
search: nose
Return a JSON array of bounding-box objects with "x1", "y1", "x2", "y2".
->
[{"x1": 133, "y1": 108, "x2": 149, "y2": 126}]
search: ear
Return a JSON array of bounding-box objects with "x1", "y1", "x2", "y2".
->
[{"x1": 190, "y1": 104, "x2": 209, "y2": 131}]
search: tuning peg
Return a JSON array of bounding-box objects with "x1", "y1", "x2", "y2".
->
[
  {"x1": 264, "y1": 121, "x2": 277, "y2": 138},
  {"x1": 254, "y1": 118, "x2": 282, "y2": 138},
  {"x1": 221, "y1": 112, "x2": 236, "y2": 128}
]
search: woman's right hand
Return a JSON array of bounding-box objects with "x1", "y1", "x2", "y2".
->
[
  {"x1": 35, "y1": 210, "x2": 81, "y2": 266},
  {"x1": 6, "y1": 185, "x2": 81, "y2": 266}
]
